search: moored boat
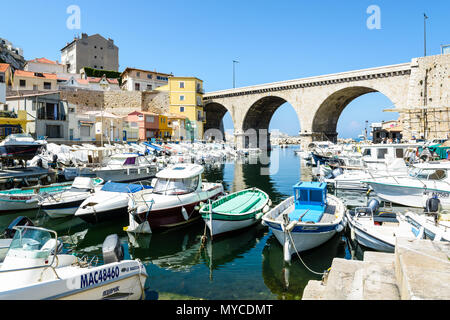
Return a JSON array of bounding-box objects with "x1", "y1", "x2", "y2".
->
[
  {"x1": 39, "y1": 177, "x2": 104, "y2": 219},
  {"x1": 200, "y1": 188, "x2": 271, "y2": 237},
  {"x1": 0, "y1": 133, "x2": 45, "y2": 162},
  {"x1": 261, "y1": 181, "x2": 345, "y2": 262},
  {"x1": 0, "y1": 181, "x2": 74, "y2": 212},
  {"x1": 75, "y1": 181, "x2": 152, "y2": 224},
  {"x1": 0, "y1": 226, "x2": 148, "y2": 300},
  {"x1": 125, "y1": 163, "x2": 224, "y2": 233}
]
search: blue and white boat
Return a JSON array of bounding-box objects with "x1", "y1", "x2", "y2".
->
[{"x1": 262, "y1": 181, "x2": 345, "y2": 262}]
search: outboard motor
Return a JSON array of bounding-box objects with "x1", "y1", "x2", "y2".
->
[
  {"x1": 3, "y1": 216, "x2": 34, "y2": 239},
  {"x1": 425, "y1": 196, "x2": 440, "y2": 214},
  {"x1": 52, "y1": 154, "x2": 58, "y2": 168},
  {"x1": 366, "y1": 199, "x2": 380, "y2": 215},
  {"x1": 102, "y1": 234, "x2": 124, "y2": 264}
]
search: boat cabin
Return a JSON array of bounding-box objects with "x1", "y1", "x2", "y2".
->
[
  {"x1": 290, "y1": 182, "x2": 327, "y2": 223},
  {"x1": 359, "y1": 143, "x2": 423, "y2": 163},
  {"x1": 409, "y1": 162, "x2": 450, "y2": 182},
  {"x1": 152, "y1": 164, "x2": 203, "y2": 195},
  {"x1": 106, "y1": 153, "x2": 147, "y2": 166}
]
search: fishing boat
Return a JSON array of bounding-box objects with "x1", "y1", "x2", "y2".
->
[
  {"x1": 86, "y1": 153, "x2": 158, "y2": 183},
  {"x1": 0, "y1": 226, "x2": 148, "y2": 300},
  {"x1": 39, "y1": 177, "x2": 104, "y2": 219},
  {"x1": 344, "y1": 199, "x2": 417, "y2": 252},
  {"x1": 261, "y1": 181, "x2": 345, "y2": 263},
  {"x1": 363, "y1": 161, "x2": 450, "y2": 209},
  {"x1": 125, "y1": 163, "x2": 224, "y2": 233},
  {"x1": 0, "y1": 181, "x2": 74, "y2": 212},
  {"x1": 199, "y1": 188, "x2": 271, "y2": 237},
  {"x1": 0, "y1": 133, "x2": 45, "y2": 162},
  {"x1": 74, "y1": 181, "x2": 152, "y2": 224}
]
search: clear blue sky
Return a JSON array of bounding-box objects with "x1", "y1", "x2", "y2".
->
[{"x1": 1, "y1": 0, "x2": 448, "y2": 138}]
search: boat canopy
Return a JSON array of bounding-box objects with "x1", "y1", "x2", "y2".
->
[
  {"x1": 100, "y1": 181, "x2": 151, "y2": 193},
  {"x1": 289, "y1": 181, "x2": 327, "y2": 223},
  {"x1": 156, "y1": 164, "x2": 204, "y2": 179},
  {"x1": 71, "y1": 177, "x2": 96, "y2": 190}
]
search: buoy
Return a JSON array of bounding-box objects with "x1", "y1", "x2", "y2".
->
[{"x1": 181, "y1": 207, "x2": 189, "y2": 220}]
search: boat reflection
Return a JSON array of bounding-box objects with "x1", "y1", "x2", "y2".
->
[{"x1": 261, "y1": 232, "x2": 348, "y2": 300}]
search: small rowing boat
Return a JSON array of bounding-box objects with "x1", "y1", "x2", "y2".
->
[{"x1": 200, "y1": 188, "x2": 271, "y2": 237}]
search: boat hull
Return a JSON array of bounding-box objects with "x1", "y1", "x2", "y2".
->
[
  {"x1": 42, "y1": 199, "x2": 86, "y2": 218},
  {"x1": 204, "y1": 216, "x2": 260, "y2": 237},
  {"x1": 93, "y1": 166, "x2": 156, "y2": 183}
]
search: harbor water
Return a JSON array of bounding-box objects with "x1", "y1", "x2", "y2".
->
[{"x1": 0, "y1": 145, "x2": 417, "y2": 300}]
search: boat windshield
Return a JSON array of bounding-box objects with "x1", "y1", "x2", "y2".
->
[
  {"x1": 68, "y1": 187, "x2": 91, "y2": 192},
  {"x1": 409, "y1": 168, "x2": 447, "y2": 180},
  {"x1": 153, "y1": 176, "x2": 199, "y2": 195},
  {"x1": 9, "y1": 227, "x2": 52, "y2": 252}
]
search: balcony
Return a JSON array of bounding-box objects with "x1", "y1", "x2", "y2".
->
[{"x1": 196, "y1": 87, "x2": 204, "y2": 94}]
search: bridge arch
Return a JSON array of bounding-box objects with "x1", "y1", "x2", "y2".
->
[
  {"x1": 311, "y1": 86, "x2": 398, "y2": 141},
  {"x1": 240, "y1": 95, "x2": 301, "y2": 148},
  {"x1": 204, "y1": 101, "x2": 233, "y2": 141}
]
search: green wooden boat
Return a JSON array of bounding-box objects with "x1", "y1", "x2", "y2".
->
[{"x1": 200, "y1": 188, "x2": 271, "y2": 237}]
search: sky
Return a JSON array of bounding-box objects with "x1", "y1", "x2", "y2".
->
[{"x1": 1, "y1": 0, "x2": 448, "y2": 138}]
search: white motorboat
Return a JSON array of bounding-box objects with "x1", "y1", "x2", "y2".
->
[
  {"x1": 87, "y1": 153, "x2": 158, "y2": 183},
  {"x1": 125, "y1": 163, "x2": 224, "y2": 234},
  {"x1": 39, "y1": 177, "x2": 104, "y2": 219},
  {"x1": 75, "y1": 181, "x2": 152, "y2": 224},
  {"x1": 344, "y1": 199, "x2": 417, "y2": 252},
  {"x1": 324, "y1": 158, "x2": 410, "y2": 190},
  {"x1": 0, "y1": 133, "x2": 45, "y2": 161},
  {"x1": 0, "y1": 226, "x2": 148, "y2": 300},
  {"x1": 261, "y1": 181, "x2": 345, "y2": 263},
  {"x1": 363, "y1": 161, "x2": 450, "y2": 208}
]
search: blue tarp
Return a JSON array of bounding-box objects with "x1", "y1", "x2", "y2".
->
[
  {"x1": 142, "y1": 142, "x2": 162, "y2": 151},
  {"x1": 101, "y1": 181, "x2": 152, "y2": 193}
]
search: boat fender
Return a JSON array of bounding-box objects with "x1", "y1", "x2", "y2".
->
[
  {"x1": 350, "y1": 227, "x2": 355, "y2": 241},
  {"x1": 25, "y1": 198, "x2": 39, "y2": 204},
  {"x1": 335, "y1": 224, "x2": 344, "y2": 233},
  {"x1": 102, "y1": 234, "x2": 124, "y2": 264},
  {"x1": 263, "y1": 205, "x2": 270, "y2": 213},
  {"x1": 268, "y1": 199, "x2": 272, "y2": 207},
  {"x1": 181, "y1": 207, "x2": 189, "y2": 220},
  {"x1": 286, "y1": 221, "x2": 297, "y2": 232}
]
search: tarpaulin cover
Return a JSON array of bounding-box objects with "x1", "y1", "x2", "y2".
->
[
  {"x1": 101, "y1": 181, "x2": 152, "y2": 193},
  {"x1": 142, "y1": 142, "x2": 162, "y2": 151}
]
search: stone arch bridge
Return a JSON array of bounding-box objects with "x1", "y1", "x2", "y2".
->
[{"x1": 203, "y1": 54, "x2": 449, "y2": 149}]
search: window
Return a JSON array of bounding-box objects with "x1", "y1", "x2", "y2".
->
[
  {"x1": 146, "y1": 84, "x2": 152, "y2": 91},
  {"x1": 80, "y1": 125, "x2": 91, "y2": 137},
  {"x1": 146, "y1": 116, "x2": 154, "y2": 123},
  {"x1": 20, "y1": 79, "x2": 26, "y2": 87},
  {"x1": 44, "y1": 82, "x2": 51, "y2": 90},
  {"x1": 94, "y1": 65, "x2": 97, "y2": 69},
  {"x1": 135, "y1": 83, "x2": 140, "y2": 91},
  {"x1": 197, "y1": 110, "x2": 202, "y2": 120},
  {"x1": 147, "y1": 74, "x2": 152, "y2": 79},
  {"x1": 377, "y1": 148, "x2": 388, "y2": 159},
  {"x1": 180, "y1": 106, "x2": 185, "y2": 112},
  {"x1": 179, "y1": 81, "x2": 185, "y2": 88},
  {"x1": 363, "y1": 148, "x2": 371, "y2": 156},
  {"x1": 395, "y1": 148, "x2": 404, "y2": 158},
  {"x1": 46, "y1": 125, "x2": 62, "y2": 138},
  {"x1": 0, "y1": 75, "x2": 4, "y2": 83},
  {"x1": 69, "y1": 107, "x2": 75, "y2": 113},
  {"x1": 153, "y1": 176, "x2": 199, "y2": 195},
  {"x1": 179, "y1": 95, "x2": 185, "y2": 101},
  {"x1": 136, "y1": 72, "x2": 140, "y2": 77},
  {"x1": 33, "y1": 85, "x2": 38, "y2": 91},
  {"x1": 157, "y1": 76, "x2": 168, "y2": 81}
]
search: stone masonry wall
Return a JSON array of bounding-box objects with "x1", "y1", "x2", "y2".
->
[{"x1": 60, "y1": 89, "x2": 169, "y2": 116}]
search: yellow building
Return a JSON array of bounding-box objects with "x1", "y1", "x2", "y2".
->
[
  {"x1": 13, "y1": 70, "x2": 58, "y2": 91},
  {"x1": 157, "y1": 77, "x2": 205, "y2": 141},
  {"x1": 158, "y1": 114, "x2": 171, "y2": 140},
  {"x1": 0, "y1": 110, "x2": 30, "y2": 139}
]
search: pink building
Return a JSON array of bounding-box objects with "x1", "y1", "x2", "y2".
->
[{"x1": 126, "y1": 111, "x2": 159, "y2": 141}]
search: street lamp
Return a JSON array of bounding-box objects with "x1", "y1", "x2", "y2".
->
[
  {"x1": 233, "y1": 60, "x2": 239, "y2": 88},
  {"x1": 424, "y1": 13, "x2": 428, "y2": 57}
]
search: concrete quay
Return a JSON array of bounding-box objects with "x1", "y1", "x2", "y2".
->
[{"x1": 302, "y1": 237, "x2": 450, "y2": 300}]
